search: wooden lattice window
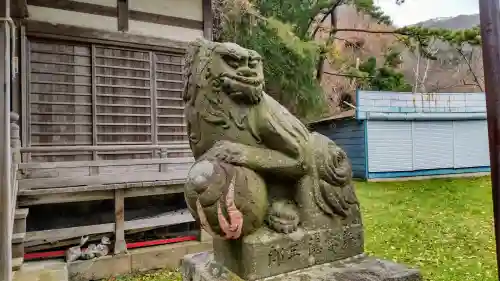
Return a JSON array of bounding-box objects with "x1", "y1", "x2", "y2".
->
[
  {"x1": 26, "y1": 38, "x2": 188, "y2": 161},
  {"x1": 94, "y1": 46, "x2": 153, "y2": 145},
  {"x1": 155, "y1": 52, "x2": 187, "y2": 144}
]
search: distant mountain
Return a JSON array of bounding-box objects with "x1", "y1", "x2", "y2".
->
[{"x1": 413, "y1": 14, "x2": 479, "y2": 30}]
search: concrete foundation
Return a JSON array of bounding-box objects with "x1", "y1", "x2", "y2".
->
[{"x1": 13, "y1": 240, "x2": 212, "y2": 281}]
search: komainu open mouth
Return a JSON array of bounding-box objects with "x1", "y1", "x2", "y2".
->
[{"x1": 221, "y1": 73, "x2": 263, "y2": 87}]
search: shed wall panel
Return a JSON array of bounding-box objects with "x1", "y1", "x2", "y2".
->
[
  {"x1": 453, "y1": 120, "x2": 490, "y2": 168},
  {"x1": 366, "y1": 121, "x2": 413, "y2": 172},
  {"x1": 413, "y1": 121, "x2": 454, "y2": 170},
  {"x1": 313, "y1": 119, "x2": 366, "y2": 179},
  {"x1": 357, "y1": 91, "x2": 486, "y2": 120},
  {"x1": 366, "y1": 120, "x2": 490, "y2": 174}
]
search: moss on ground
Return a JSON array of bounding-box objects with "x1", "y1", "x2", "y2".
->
[{"x1": 106, "y1": 270, "x2": 182, "y2": 281}]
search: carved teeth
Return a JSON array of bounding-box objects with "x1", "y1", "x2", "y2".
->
[{"x1": 221, "y1": 74, "x2": 263, "y2": 86}]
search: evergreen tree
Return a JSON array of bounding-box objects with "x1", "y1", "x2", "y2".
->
[{"x1": 215, "y1": 0, "x2": 482, "y2": 119}]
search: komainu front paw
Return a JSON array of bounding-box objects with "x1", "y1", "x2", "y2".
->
[
  {"x1": 266, "y1": 201, "x2": 299, "y2": 234},
  {"x1": 201, "y1": 141, "x2": 243, "y2": 164}
]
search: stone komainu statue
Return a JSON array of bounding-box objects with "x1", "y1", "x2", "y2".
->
[{"x1": 183, "y1": 39, "x2": 360, "y2": 240}]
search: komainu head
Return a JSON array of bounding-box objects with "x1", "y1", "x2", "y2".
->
[{"x1": 183, "y1": 39, "x2": 265, "y2": 106}]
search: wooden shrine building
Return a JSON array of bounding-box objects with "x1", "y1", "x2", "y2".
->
[{"x1": 1, "y1": 0, "x2": 214, "y2": 279}]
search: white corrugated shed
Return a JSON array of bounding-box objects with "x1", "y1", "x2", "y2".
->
[{"x1": 356, "y1": 90, "x2": 490, "y2": 179}]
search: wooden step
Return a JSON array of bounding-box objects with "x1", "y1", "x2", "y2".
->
[
  {"x1": 12, "y1": 257, "x2": 23, "y2": 271},
  {"x1": 12, "y1": 232, "x2": 26, "y2": 244},
  {"x1": 12, "y1": 232, "x2": 26, "y2": 259},
  {"x1": 14, "y1": 208, "x2": 29, "y2": 234},
  {"x1": 15, "y1": 208, "x2": 29, "y2": 220}
]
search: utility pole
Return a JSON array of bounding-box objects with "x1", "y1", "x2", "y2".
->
[{"x1": 479, "y1": 0, "x2": 500, "y2": 279}]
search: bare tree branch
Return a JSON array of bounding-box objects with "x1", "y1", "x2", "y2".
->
[
  {"x1": 323, "y1": 70, "x2": 374, "y2": 79},
  {"x1": 304, "y1": 0, "x2": 343, "y2": 38},
  {"x1": 456, "y1": 47, "x2": 484, "y2": 91},
  {"x1": 311, "y1": 0, "x2": 346, "y2": 38}
]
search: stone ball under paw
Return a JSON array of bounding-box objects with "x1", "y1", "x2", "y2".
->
[{"x1": 184, "y1": 159, "x2": 268, "y2": 239}]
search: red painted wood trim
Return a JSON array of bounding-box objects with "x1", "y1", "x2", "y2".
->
[{"x1": 24, "y1": 235, "x2": 198, "y2": 261}]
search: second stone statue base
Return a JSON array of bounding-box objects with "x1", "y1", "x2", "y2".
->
[{"x1": 181, "y1": 252, "x2": 422, "y2": 281}]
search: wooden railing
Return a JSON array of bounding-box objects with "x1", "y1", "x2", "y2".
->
[
  {"x1": 20, "y1": 143, "x2": 193, "y2": 163},
  {"x1": 20, "y1": 143, "x2": 191, "y2": 153},
  {"x1": 17, "y1": 140, "x2": 196, "y2": 255}
]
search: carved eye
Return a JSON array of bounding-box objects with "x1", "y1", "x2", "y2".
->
[
  {"x1": 223, "y1": 55, "x2": 240, "y2": 69},
  {"x1": 248, "y1": 59, "x2": 259, "y2": 68}
]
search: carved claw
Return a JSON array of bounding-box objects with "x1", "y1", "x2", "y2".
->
[
  {"x1": 267, "y1": 201, "x2": 300, "y2": 234},
  {"x1": 267, "y1": 216, "x2": 299, "y2": 234},
  {"x1": 201, "y1": 141, "x2": 243, "y2": 164}
]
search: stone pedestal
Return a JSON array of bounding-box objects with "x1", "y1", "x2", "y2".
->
[
  {"x1": 212, "y1": 225, "x2": 363, "y2": 280},
  {"x1": 182, "y1": 252, "x2": 421, "y2": 281},
  {"x1": 181, "y1": 225, "x2": 421, "y2": 281}
]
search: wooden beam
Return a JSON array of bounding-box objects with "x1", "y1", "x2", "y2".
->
[
  {"x1": 90, "y1": 44, "x2": 97, "y2": 160},
  {"x1": 20, "y1": 24, "x2": 26, "y2": 149},
  {"x1": 28, "y1": 0, "x2": 203, "y2": 30},
  {"x1": 0, "y1": 0, "x2": 12, "y2": 278},
  {"x1": 17, "y1": 184, "x2": 185, "y2": 206},
  {"x1": 24, "y1": 209, "x2": 195, "y2": 247},
  {"x1": 18, "y1": 178, "x2": 186, "y2": 195},
  {"x1": 18, "y1": 171, "x2": 189, "y2": 190},
  {"x1": 25, "y1": 20, "x2": 189, "y2": 54},
  {"x1": 117, "y1": 0, "x2": 129, "y2": 32},
  {"x1": 202, "y1": 0, "x2": 213, "y2": 40},
  {"x1": 113, "y1": 189, "x2": 127, "y2": 255},
  {"x1": 19, "y1": 156, "x2": 193, "y2": 169},
  {"x1": 20, "y1": 143, "x2": 190, "y2": 153},
  {"x1": 26, "y1": 229, "x2": 198, "y2": 253},
  {"x1": 11, "y1": 0, "x2": 28, "y2": 18}
]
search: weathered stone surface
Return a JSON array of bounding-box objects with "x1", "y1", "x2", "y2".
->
[
  {"x1": 180, "y1": 39, "x2": 421, "y2": 281},
  {"x1": 13, "y1": 260, "x2": 68, "y2": 281},
  {"x1": 182, "y1": 252, "x2": 421, "y2": 281},
  {"x1": 182, "y1": 39, "x2": 360, "y2": 240},
  {"x1": 67, "y1": 241, "x2": 212, "y2": 280},
  {"x1": 213, "y1": 225, "x2": 363, "y2": 280},
  {"x1": 130, "y1": 241, "x2": 212, "y2": 272},
  {"x1": 68, "y1": 254, "x2": 131, "y2": 280}
]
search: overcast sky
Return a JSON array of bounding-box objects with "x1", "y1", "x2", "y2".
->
[{"x1": 375, "y1": 0, "x2": 480, "y2": 26}]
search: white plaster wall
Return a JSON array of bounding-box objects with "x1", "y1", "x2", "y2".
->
[
  {"x1": 28, "y1": 5, "x2": 117, "y2": 32},
  {"x1": 129, "y1": 20, "x2": 203, "y2": 42},
  {"x1": 27, "y1": 3, "x2": 204, "y2": 42},
  {"x1": 71, "y1": 0, "x2": 204, "y2": 21},
  {"x1": 72, "y1": 0, "x2": 116, "y2": 7},
  {"x1": 129, "y1": 0, "x2": 203, "y2": 21}
]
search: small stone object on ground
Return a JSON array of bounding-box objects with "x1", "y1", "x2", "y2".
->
[
  {"x1": 65, "y1": 236, "x2": 89, "y2": 263},
  {"x1": 65, "y1": 236, "x2": 111, "y2": 262}
]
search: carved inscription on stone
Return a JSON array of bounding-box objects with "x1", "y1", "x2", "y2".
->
[
  {"x1": 327, "y1": 233, "x2": 343, "y2": 253},
  {"x1": 308, "y1": 233, "x2": 323, "y2": 256},
  {"x1": 266, "y1": 227, "x2": 359, "y2": 268},
  {"x1": 268, "y1": 243, "x2": 300, "y2": 266}
]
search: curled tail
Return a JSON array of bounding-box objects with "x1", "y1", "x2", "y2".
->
[{"x1": 317, "y1": 180, "x2": 359, "y2": 218}]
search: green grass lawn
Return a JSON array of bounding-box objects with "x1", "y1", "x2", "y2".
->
[
  {"x1": 359, "y1": 176, "x2": 497, "y2": 281},
  {"x1": 111, "y1": 176, "x2": 497, "y2": 281}
]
